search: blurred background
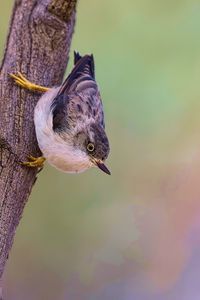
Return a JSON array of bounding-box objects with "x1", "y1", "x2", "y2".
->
[{"x1": 1, "y1": 0, "x2": 200, "y2": 299}]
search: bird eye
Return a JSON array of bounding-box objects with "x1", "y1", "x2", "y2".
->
[{"x1": 87, "y1": 142, "x2": 95, "y2": 152}]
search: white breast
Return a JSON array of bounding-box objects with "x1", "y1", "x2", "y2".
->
[{"x1": 34, "y1": 88, "x2": 92, "y2": 173}]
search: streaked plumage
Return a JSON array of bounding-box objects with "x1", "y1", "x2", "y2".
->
[{"x1": 34, "y1": 52, "x2": 110, "y2": 174}]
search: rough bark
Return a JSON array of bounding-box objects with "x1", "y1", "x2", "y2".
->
[{"x1": 0, "y1": 0, "x2": 77, "y2": 278}]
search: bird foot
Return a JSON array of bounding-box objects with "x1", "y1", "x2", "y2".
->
[
  {"x1": 9, "y1": 72, "x2": 49, "y2": 93},
  {"x1": 21, "y1": 155, "x2": 46, "y2": 168}
]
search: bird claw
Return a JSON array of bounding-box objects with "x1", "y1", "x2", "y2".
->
[
  {"x1": 9, "y1": 72, "x2": 49, "y2": 92},
  {"x1": 20, "y1": 156, "x2": 46, "y2": 168}
]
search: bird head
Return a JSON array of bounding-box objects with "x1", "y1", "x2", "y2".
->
[{"x1": 73, "y1": 123, "x2": 110, "y2": 175}]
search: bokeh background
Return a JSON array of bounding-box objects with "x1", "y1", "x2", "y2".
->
[{"x1": 1, "y1": 1, "x2": 200, "y2": 299}]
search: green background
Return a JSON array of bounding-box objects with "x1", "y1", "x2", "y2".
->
[{"x1": 1, "y1": 1, "x2": 200, "y2": 299}]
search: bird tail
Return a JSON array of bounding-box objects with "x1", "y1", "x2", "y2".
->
[
  {"x1": 73, "y1": 51, "x2": 95, "y2": 79},
  {"x1": 57, "y1": 51, "x2": 95, "y2": 96}
]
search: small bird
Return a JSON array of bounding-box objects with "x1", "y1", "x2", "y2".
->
[{"x1": 10, "y1": 52, "x2": 110, "y2": 175}]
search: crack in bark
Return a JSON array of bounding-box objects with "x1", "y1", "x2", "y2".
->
[{"x1": 48, "y1": 0, "x2": 77, "y2": 22}]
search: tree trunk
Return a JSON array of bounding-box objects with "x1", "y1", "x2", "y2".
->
[{"x1": 0, "y1": 0, "x2": 77, "y2": 279}]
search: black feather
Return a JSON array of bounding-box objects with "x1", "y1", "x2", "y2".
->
[
  {"x1": 74, "y1": 51, "x2": 82, "y2": 64},
  {"x1": 51, "y1": 94, "x2": 69, "y2": 132}
]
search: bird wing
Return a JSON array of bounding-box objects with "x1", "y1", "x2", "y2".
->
[{"x1": 51, "y1": 52, "x2": 105, "y2": 133}]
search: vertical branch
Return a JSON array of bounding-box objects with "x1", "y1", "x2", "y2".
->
[{"x1": 0, "y1": 0, "x2": 77, "y2": 278}]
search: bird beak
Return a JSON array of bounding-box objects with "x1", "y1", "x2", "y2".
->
[{"x1": 92, "y1": 159, "x2": 111, "y2": 175}]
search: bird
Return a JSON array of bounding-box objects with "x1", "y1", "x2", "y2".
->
[{"x1": 10, "y1": 52, "x2": 110, "y2": 175}]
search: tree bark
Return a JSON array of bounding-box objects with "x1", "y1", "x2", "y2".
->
[{"x1": 0, "y1": 0, "x2": 77, "y2": 279}]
